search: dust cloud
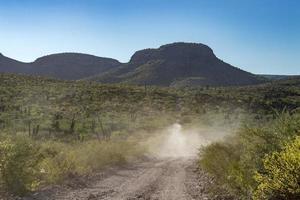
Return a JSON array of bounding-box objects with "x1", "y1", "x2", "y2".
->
[{"x1": 147, "y1": 123, "x2": 214, "y2": 158}]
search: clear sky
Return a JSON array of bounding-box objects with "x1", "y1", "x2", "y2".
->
[{"x1": 0, "y1": 0, "x2": 299, "y2": 75}]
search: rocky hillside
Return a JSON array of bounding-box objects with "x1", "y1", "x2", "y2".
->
[
  {"x1": 0, "y1": 53, "x2": 121, "y2": 80},
  {"x1": 90, "y1": 43, "x2": 265, "y2": 86}
]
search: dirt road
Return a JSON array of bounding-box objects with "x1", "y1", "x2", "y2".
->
[{"x1": 24, "y1": 158, "x2": 214, "y2": 200}]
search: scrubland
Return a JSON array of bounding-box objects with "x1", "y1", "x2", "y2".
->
[{"x1": 0, "y1": 74, "x2": 299, "y2": 199}]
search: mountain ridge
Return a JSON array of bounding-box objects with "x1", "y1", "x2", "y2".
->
[
  {"x1": 0, "y1": 42, "x2": 266, "y2": 86},
  {"x1": 0, "y1": 52, "x2": 121, "y2": 80},
  {"x1": 89, "y1": 42, "x2": 265, "y2": 86}
]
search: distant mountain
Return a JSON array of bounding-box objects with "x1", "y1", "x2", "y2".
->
[
  {"x1": 89, "y1": 43, "x2": 265, "y2": 87},
  {"x1": 258, "y1": 74, "x2": 297, "y2": 81},
  {"x1": 0, "y1": 53, "x2": 29, "y2": 73},
  {"x1": 0, "y1": 43, "x2": 266, "y2": 86},
  {"x1": 0, "y1": 53, "x2": 121, "y2": 80}
]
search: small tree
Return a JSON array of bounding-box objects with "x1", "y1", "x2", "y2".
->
[{"x1": 51, "y1": 112, "x2": 62, "y2": 133}]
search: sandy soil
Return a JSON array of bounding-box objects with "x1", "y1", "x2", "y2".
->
[{"x1": 22, "y1": 158, "x2": 222, "y2": 200}]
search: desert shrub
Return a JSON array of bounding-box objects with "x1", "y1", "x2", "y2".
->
[
  {"x1": 70, "y1": 140, "x2": 142, "y2": 173},
  {"x1": 0, "y1": 134, "x2": 143, "y2": 196},
  {"x1": 38, "y1": 142, "x2": 78, "y2": 184},
  {"x1": 236, "y1": 113, "x2": 300, "y2": 197},
  {"x1": 39, "y1": 139, "x2": 143, "y2": 184},
  {"x1": 200, "y1": 142, "x2": 240, "y2": 182},
  {"x1": 0, "y1": 136, "x2": 42, "y2": 196},
  {"x1": 199, "y1": 113, "x2": 300, "y2": 199},
  {"x1": 200, "y1": 141, "x2": 253, "y2": 198},
  {"x1": 254, "y1": 136, "x2": 300, "y2": 200}
]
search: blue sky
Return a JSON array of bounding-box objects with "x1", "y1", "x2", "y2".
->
[{"x1": 0, "y1": 0, "x2": 299, "y2": 75}]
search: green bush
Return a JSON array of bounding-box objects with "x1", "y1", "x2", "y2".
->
[
  {"x1": 200, "y1": 142, "x2": 240, "y2": 182},
  {"x1": 0, "y1": 136, "x2": 42, "y2": 195},
  {"x1": 199, "y1": 141, "x2": 253, "y2": 198},
  {"x1": 254, "y1": 136, "x2": 300, "y2": 200},
  {"x1": 199, "y1": 113, "x2": 300, "y2": 199}
]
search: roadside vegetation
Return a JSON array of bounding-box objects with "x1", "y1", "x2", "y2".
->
[
  {"x1": 199, "y1": 112, "x2": 300, "y2": 200},
  {"x1": 0, "y1": 73, "x2": 299, "y2": 198},
  {"x1": 0, "y1": 136, "x2": 142, "y2": 196}
]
